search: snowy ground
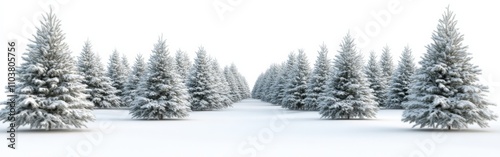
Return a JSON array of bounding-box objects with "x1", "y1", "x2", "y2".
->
[{"x1": 1, "y1": 99, "x2": 499, "y2": 157}]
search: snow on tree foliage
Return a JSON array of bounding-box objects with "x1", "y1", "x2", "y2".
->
[
  {"x1": 262, "y1": 64, "x2": 280, "y2": 102},
  {"x1": 378, "y1": 46, "x2": 394, "y2": 107},
  {"x1": 230, "y1": 64, "x2": 251, "y2": 99},
  {"x1": 107, "y1": 49, "x2": 127, "y2": 98},
  {"x1": 210, "y1": 58, "x2": 234, "y2": 108},
  {"x1": 175, "y1": 49, "x2": 192, "y2": 84},
  {"x1": 402, "y1": 7, "x2": 497, "y2": 130},
  {"x1": 282, "y1": 50, "x2": 310, "y2": 110},
  {"x1": 188, "y1": 47, "x2": 225, "y2": 111},
  {"x1": 318, "y1": 33, "x2": 378, "y2": 119},
  {"x1": 0, "y1": 10, "x2": 94, "y2": 130},
  {"x1": 270, "y1": 62, "x2": 287, "y2": 105},
  {"x1": 78, "y1": 40, "x2": 121, "y2": 108},
  {"x1": 385, "y1": 46, "x2": 415, "y2": 109},
  {"x1": 224, "y1": 66, "x2": 242, "y2": 102},
  {"x1": 123, "y1": 54, "x2": 146, "y2": 106},
  {"x1": 365, "y1": 51, "x2": 385, "y2": 108},
  {"x1": 280, "y1": 52, "x2": 297, "y2": 108},
  {"x1": 130, "y1": 36, "x2": 191, "y2": 119},
  {"x1": 251, "y1": 73, "x2": 265, "y2": 99},
  {"x1": 304, "y1": 44, "x2": 330, "y2": 111}
]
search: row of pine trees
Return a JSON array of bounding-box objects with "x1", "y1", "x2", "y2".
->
[
  {"x1": 251, "y1": 7, "x2": 497, "y2": 130},
  {"x1": 0, "y1": 10, "x2": 250, "y2": 130}
]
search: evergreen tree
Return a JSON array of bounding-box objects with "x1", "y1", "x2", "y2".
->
[
  {"x1": 230, "y1": 64, "x2": 251, "y2": 99},
  {"x1": 107, "y1": 50, "x2": 127, "y2": 97},
  {"x1": 304, "y1": 44, "x2": 330, "y2": 111},
  {"x1": 281, "y1": 52, "x2": 297, "y2": 108},
  {"x1": 130, "y1": 36, "x2": 191, "y2": 119},
  {"x1": 270, "y1": 62, "x2": 287, "y2": 105},
  {"x1": 385, "y1": 46, "x2": 416, "y2": 109},
  {"x1": 402, "y1": 8, "x2": 497, "y2": 129},
  {"x1": 210, "y1": 58, "x2": 234, "y2": 108},
  {"x1": 318, "y1": 33, "x2": 378, "y2": 119},
  {"x1": 283, "y1": 49, "x2": 311, "y2": 110},
  {"x1": 0, "y1": 10, "x2": 94, "y2": 130},
  {"x1": 77, "y1": 40, "x2": 121, "y2": 108},
  {"x1": 252, "y1": 73, "x2": 265, "y2": 99},
  {"x1": 379, "y1": 46, "x2": 394, "y2": 107},
  {"x1": 175, "y1": 49, "x2": 192, "y2": 84},
  {"x1": 123, "y1": 54, "x2": 146, "y2": 106},
  {"x1": 262, "y1": 64, "x2": 280, "y2": 102},
  {"x1": 224, "y1": 66, "x2": 242, "y2": 102},
  {"x1": 365, "y1": 51, "x2": 385, "y2": 108},
  {"x1": 122, "y1": 54, "x2": 130, "y2": 80},
  {"x1": 188, "y1": 47, "x2": 224, "y2": 110}
]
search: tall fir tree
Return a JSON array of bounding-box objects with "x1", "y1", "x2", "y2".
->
[
  {"x1": 402, "y1": 8, "x2": 497, "y2": 129},
  {"x1": 230, "y1": 64, "x2": 251, "y2": 99},
  {"x1": 304, "y1": 44, "x2": 330, "y2": 111},
  {"x1": 318, "y1": 33, "x2": 378, "y2": 119},
  {"x1": 188, "y1": 47, "x2": 224, "y2": 110},
  {"x1": 210, "y1": 58, "x2": 234, "y2": 108},
  {"x1": 77, "y1": 40, "x2": 121, "y2": 108},
  {"x1": 283, "y1": 49, "x2": 311, "y2": 110},
  {"x1": 107, "y1": 50, "x2": 127, "y2": 98},
  {"x1": 270, "y1": 62, "x2": 287, "y2": 105},
  {"x1": 224, "y1": 66, "x2": 242, "y2": 102},
  {"x1": 122, "y1": 54, "x2": 147, "y2": 106},
  {"x1": 175, "y1": 49, "x2": 192, "y2": 84},
  {"x1": 281, "y1": 52, "x2": 297, "y2": 108},
  {"x1": 251, "y1": 73, "x2": 265, "y2": 99},
  {"x1": 0, "y1": 10, "x2": 94, "y2": 130},
  {"x1": 365, "y1": 51, "x2": 385, "y2": 108},
  {"x1": 121, "y1": 54, "x2": 130, "y2": 80},
  {"x1": 130, "y1": 36, "x2": 191, "y2": 119},
  {"x1": 262, "y1": 64, "x2": 280, "y2": 102},
  {"x1": 379, "y1": 46, "x2": 394, "y2": 107},
  {"x1": 385, "y1": 46, "x2": 416, "y2": 109}
]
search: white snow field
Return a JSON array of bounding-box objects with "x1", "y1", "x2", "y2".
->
[{"x1": 1, "y1": 99, "x2": 499, "y2": 157}]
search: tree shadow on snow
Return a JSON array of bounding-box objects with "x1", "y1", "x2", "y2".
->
[
  {"x1": 382, "y1": 127, "x2": 496, "y2": 133},
  {"x1": 13, "y1": 128, "x2": 93, "y2": 134}
]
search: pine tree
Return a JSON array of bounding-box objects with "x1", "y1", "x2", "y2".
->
[
  {"x1": 365, "y1": 51, "x2": 385, "y2": 108},
  {"x1": 224, "y1": 66, "x2": 242, "y2": 102},
  {"x1": 252, "y1": 73, "x2": 265, "y2": 99},
  {"x1": 402, "y1": 8, "x2": 497, "y2": 129},
  {"x1": 318, "y1": 33, "x2": 378, "y2": 119},
  {"x1": 304, "y1": 44, "x2": 330, "y2": 111},
  {"x1": 230, "y1": 64, "x2": 251, "y2": 99},
  {"x1": 262, "y1": 64, "x2": 280, "y2": 102},
  {"x1": 130, "y1": 36, "x2": 191, "y2": 119},
  {"x1": 122, "y1": 54, "x2": 130, "y2": 80},
  {"x1": 188, "y1": 47, "x2": 224, "y2": 111},
  {"x1": 210, "y1": 58, "x2": 234, "y2": 108},
  {"x1": 281, "y1": 52, "x2": 297, "y2": 108},
  {"x1": 379, "y1": 46, "x2": 394, "y2": 107},
  {"x1": 0, "y1": 10, "x2": 94, "y2": 130},
  {"x1": 107, "y1": 50, "x2": 127, "y2": 97},
  {"x1": 77, "y1": 40, "x2": 121, "y2": 108},
  {"x1": 123, "y1": 54, "x2": 146, "y2": 106},
  {"x1": 175, "y1": 49, "x2": 192, "y2": 84},
  {"x1": 385, "y1": 46, "x2": 416, "y2": 109},
  {"x1": 270, "y1": 62, "x2": 287, "y2": 105},
  {"x1": 283, "y1": 49, "x2": 311, "y2": 110}
]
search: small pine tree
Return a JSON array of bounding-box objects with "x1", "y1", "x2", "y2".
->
[
  {"x1": 365, "y1": 51, "x2": 385, "y2": 108},
  {"x1": 77, "y1": 40, "x2": 121, "y2": 108},
  {"x1": 188, "y1": 47, "x2": 224, "y2": 111},
  {"x1": 379, "y1": 46, "x2": 394, "y2": 107},
  {"x1": 107, "y1": 50, "x2": 127, "y2": 97},
  {"x1": 385, "y1": 46, "x2": 415, "y2": 109},
  {"x1": 304, "y1": 44, "x2": 330, "y2": 111},
  {"x1": 318, "y1": 33, "x2": 378, "y2": 119},
  {"x1": 122, "y1": 54, "x2": 147, "y2": 106},
  {"x1": 283, "y1": 49, "x2": 311, "y2": 110},
  {"x1": 0, "y1": 10, "x2": 94, "y2": 130},
  {"x1": 402, "y1": 8, "x2": 497, "y2": 129},
  {"x1": 175, "y1": 49, "x2": 192, "y2": 84},
  {"x1": 130, "y1": 36, "x2": 191, "y2": 119}
]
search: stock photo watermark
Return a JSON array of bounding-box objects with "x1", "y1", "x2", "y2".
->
[
  {"x1": 403, "y1": 132, "x2": 447, "y2": 157},
  {"x1": 213, "y1": 0, "x2": 244, "y2": 21},
  {"x1": 5, "y1": 40, "x2": 18, "y2": 150}
]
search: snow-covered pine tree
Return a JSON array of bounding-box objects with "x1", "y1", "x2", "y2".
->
[
  {"x1": 107, "y1": 50, "x2": 127, "y2": 97},
  {"x1": 385, "y1": 46, "x2": 415, "y2": 109},
  {"x1": 365, "y1": 51, "x2": 385, "y2": 108},
  {"x1": 122, "y1": 54, "x2": 147, "y2": 106},
  {"x1": 224, "y1": 66, "x2": 242, "y2": 102},
  {"x1": 283, "y1": 49, "x2": 311, "y2": 110},
  {"x1": 129, "y1": 36, "x2": 191, "y2": 119},
  {"x1": 402, "y1": 8, "x2": 497, "y2": 129},
  {"x1": 210, "y1": 58, "x2": 234, "y2": 108},
  {"x1": 77, "y1": 40, "x2": 121, "y2": 108},
  {"x1": 263, "y1": 64, "x2": 280, "y2": 102},
  {"x1": 281, "y1": 52, "x2": 297, "y2": 109},
  {"x1": 188, "y1": 47, "x2": 224, "y2": 110},
  {"x1": 270, "y1": 62, "x2": 287, "y2": 105},
  {"x1": 379, "y1": 46, "x2": 394, "y2": 107},
  {"x1": 121, "y1": 54, "x2": 130, "y2": 80},
  {"x1": 230, "y1": 64, "x2": 251, "y2": 99},
  {"x1": 251, "y1": 73, "x2": 265, "y2": 99},
  {"x1": 175, "y1": 49, "x2": 192, "y2": 84},
  {"x1": 0, "y1": 10, "x2": 94, "y2": 130},
  {"x1": 304, "y1": 43, "x2": 330, "y2": 111},
  {"x1": 318, "y1": 33, "x2": 378, "y2": 119}
]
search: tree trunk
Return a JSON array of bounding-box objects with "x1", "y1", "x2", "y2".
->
[
  {"x1": 159, "y1": 114, "x2": 163, "y2": 120},
  {"x1": 48, "y1": 123, "x2": 51, "y2": 131},
  {"x1": 348, "y1": 115, "x2": 350, "y2": 119},
  {"x1": 447, "y1": 125, "x2": 451, "y2": 130}
]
